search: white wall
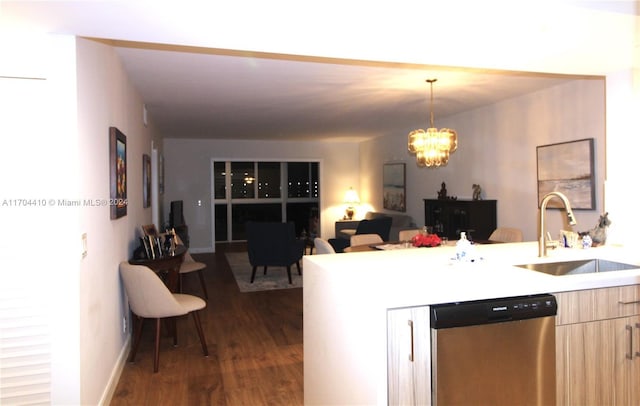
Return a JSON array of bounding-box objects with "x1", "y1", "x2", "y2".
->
[
  {"x1": 0, "y1": 33, "x2": 156, "y2": 405},
  {"x1": 75, "y1": 37, "x2": 160, "y2": 404},
  {"x1": 1, "y1": 33, "x2": 81, "y2": 405},
  {"x1": 360, "y1": 79, "x2": 606, "y2": 242},
  {"x1": 163, "y1": 138, "x2": 360, "y2": 251}
]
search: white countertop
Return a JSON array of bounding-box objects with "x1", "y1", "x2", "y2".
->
[{"x1": 303, "y1": 241, "x2": 640, "y2": 308}]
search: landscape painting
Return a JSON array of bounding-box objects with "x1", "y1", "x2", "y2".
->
[
  {"x1": 383, "y1": 163, "x2": 406, "y2": 212},
  {"x1": 537, "y1": 138, "x2": 595, "y2": 210}
]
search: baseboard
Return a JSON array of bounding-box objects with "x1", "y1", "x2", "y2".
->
[
  {"x1": 189, "y1": 246, "x2": 215, "y2": 254},
  {"x1": 98, "y1": 335, "x2": 130, "y2": 406}
]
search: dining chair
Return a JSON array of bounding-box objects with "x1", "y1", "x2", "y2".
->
[
  {"x1": 398, "y1": 229, "x2": 421, "y2": 241},
  {"x1": 119, "y1": 261, "x2": 208, "y2": 373},
  {"x1": 175, "y1": 234, "x2": 208, "y2": 299},
  {"x1": 329, "y1": 216, "x2": 393, "y2": 253},
  {"x1": 488, "y1": 227, "x2": 524, "y2": 243},
  {"x1": 345, "y1": 234, "x2": 383, "y2": 252},
  {"x1": 354, "y1": 217, "x2": 393, "y2": 241},
  {"x1": 314, "y1": 237, "x2": 336, "y2": 254}
]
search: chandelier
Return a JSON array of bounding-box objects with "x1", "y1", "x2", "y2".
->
[{"x1": 407, "y1": 79, "x2": 458, "y2": 167}]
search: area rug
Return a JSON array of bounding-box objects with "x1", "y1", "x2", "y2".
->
[{"x1": 225, "y1": 252, "x2": 303, "y2": 292}]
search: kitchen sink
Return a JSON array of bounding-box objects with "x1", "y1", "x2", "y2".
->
[{"x1": 515, "y1": 259, "x2": 638, "y2": 276}]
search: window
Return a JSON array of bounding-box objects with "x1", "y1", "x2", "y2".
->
[
  {"x1": 257, "y1": 162, "x2": 280, "y2": 198},
  {"x1": 213, "y1": 161, "x2": 226, "y2": 199},
  {"x1": 231, "y1": 162, "x2": 255, "y2": 199},
  {"x1": 213, "y1": 161, "x2": 320, "y2": 242},
  {"x1": 287, "y1": 162, "x2": 318, "y2": 198}
]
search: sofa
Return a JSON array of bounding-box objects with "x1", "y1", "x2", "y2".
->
[{"x1": 337, "y1": 211, "x2": 416, "y2": 242}]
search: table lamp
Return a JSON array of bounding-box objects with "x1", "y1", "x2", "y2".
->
[{"x1": 343, "y1": 187, "x2": 360, "y2": 220}]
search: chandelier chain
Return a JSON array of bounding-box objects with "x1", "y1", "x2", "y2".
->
[{"x1": 428, "y1": 79, "x2": 436, "y2": 128}]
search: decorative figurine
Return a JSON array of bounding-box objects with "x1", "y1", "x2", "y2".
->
[
  {"x1": 437, "y1": 182, "x2": 448, "y2": 200},
  {"x1": 579, "y1": 212, "x2": 611, "y2": 246},
  {"x1": 472, "y1": 184, "x2": 482, "y2": 200}
]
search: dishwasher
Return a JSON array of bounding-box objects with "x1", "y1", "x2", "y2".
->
[{"x1": 430, "y1": 294, "x2": 557, "y2": 406}]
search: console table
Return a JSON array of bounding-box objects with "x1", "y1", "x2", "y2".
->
[
  {"x1": 334, "y1": 219, "x2": 360, "y2": 239},
  {"x1": 129, "y1": 245, "x2": 186, "y2": 292},
  {"x1": 424, "y1": 199, "x2": 497, "y2": 240}
]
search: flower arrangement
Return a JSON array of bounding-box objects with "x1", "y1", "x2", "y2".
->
[{"x1": 411, "y1": 233, "x2": 442, "y2": 247}]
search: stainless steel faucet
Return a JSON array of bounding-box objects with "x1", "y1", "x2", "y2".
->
[{"x1": 539, "y1": 191, "x2": 576, "y2": 257}]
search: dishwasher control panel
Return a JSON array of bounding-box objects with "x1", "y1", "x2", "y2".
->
[{"x1": 430, "y1": 293, "x2": 557, "y2": 329}]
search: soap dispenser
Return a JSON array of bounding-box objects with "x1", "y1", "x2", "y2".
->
[{"x1": 456, "y1": 232, "x2": 472, "y2": 261}]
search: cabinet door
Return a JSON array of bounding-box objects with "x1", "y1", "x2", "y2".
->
[
  {"x1": 629, "y1": 316, "x2": 640, "y2": 406},
  {"x1": 423, "y1": 200, "x2": 497, "y2": 240},
  {"x1": 555, "y1": 286, "x2": 640, "y2": 325},
  {"x1": 466, "y1": 200, "x2": 497, "y2": 240},
  {"x1": 556, "y1": 317, "x2": 637, "y2": 405},
  {"x1": 387, "y1": 306, "x2": 431, "y2": 406}
]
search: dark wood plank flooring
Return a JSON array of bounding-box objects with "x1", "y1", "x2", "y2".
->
[{"x1": 110, "y1": 243, "x2": 303, "y2": 405}]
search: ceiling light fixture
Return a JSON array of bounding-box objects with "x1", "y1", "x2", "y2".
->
[{"x1": 407, "y1": 79, "x2": 458, "y2": 167}]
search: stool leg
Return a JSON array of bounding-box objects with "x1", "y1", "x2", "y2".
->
[
  {"x1": 197, "y1": 270, "x2": 208, "y2": 299},
  {"x1": 129, "y1": 315, "x2": 144, "y2": 363},
  {"x1": 154, "y1": 318, "x2": 161, "y2": 373},
  {"x1": 172, "y1": 317, "x2": 178, "y2": 347},
  {"x1": 191, "y1": 311, "x2": 208, "y2": 356}
]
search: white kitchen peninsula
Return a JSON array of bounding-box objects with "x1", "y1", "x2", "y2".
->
[{"x1": 303, "y1": 241, "x2": 640, "y2": 405}]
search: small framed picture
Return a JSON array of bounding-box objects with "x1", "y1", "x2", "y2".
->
[
  {"x1": 141, "y1": 224, "x2": 158, "y2": 237},
  {"x1": 109, "y1": 127, "x2": 127, "y2": 219},
  {"x1": 143, "y1": 154, "x2": 151, "y2": 208},
  {"x1": 383, "y1": 163, "x2": 406, "y2": 212}
]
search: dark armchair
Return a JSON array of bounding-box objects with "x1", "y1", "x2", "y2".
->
[
  {"x1": 329, "y1": 216, "x2": 393, "y2": 253},
  {"x1": 245, "y1": 221, "x2": 304, "y2": 284}
]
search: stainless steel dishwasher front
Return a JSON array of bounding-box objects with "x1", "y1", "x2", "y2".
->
[{"x1": 430, "y1": 294, "x2": 557, "y2": 406}]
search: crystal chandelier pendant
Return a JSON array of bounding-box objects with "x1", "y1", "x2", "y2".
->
[{"x1": 407, "y1": 79, "x2": 458, "y2": 167}]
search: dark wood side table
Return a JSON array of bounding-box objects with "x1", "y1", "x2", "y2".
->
[
  {"x1": 334, "y1": 219, "x2": 360, "y2": 239},
  {"x1": 129, "y1": 245, "x2": 186, "y2": 292}
]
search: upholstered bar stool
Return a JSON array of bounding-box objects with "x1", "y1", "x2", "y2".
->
[{"x1": 119, "y1": 262, "x2": 208, "y2": 373}]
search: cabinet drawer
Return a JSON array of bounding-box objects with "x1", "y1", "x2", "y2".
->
[{"x1": 555, "y1": 285, "x2": 640, "y2": 325}]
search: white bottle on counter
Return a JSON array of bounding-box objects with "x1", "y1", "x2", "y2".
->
[{"x1": 456, "y1": 232, "x2": 472, "y2": 261}]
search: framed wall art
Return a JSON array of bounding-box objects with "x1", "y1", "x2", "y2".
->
[
  {"x1": 143, "y1": 153, "x2": 151, "y2": 208},
  {"x1": 159, "y1": 154, "x2": 164, "y2": 194},
  {"x1": 536, "y1": 138, "x2": 595, "y2": 210},
  {"x1": 383, "y1": 163, "x2": 406, "y2": 212},
  {"x1": 109, "y1": 127, "x2": 128, "y2": 219},
  {"x1": 141, "y1": 224, "x2": 159, "y2": 237}
]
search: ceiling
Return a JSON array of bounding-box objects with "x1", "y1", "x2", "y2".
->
[
  {"x1": 112, "y1": 40, "x2": 582, "y2": 142},
  {"x1": 3, "y1": 1, "x2": 614, "y2": 142}
]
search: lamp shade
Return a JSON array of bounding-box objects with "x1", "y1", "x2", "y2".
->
[{"x1": 344, "y1": 188, "x2": 360, "y2": 204}]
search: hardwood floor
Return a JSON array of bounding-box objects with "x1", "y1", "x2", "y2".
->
[{"x1": 110, "y1": 243, "x2": 303, "y2": 405}]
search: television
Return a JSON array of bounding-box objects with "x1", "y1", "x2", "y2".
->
[{"x1": 170, "y1": 200, "x2": 185, "y2": 227}]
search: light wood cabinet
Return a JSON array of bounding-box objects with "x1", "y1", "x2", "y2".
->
[
  {"x1": 555, "y1": 286, "x2": 640, "y2": 405},
  {"x1": 387, "y1": 306, "x2": 431, "y2": 406}
]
